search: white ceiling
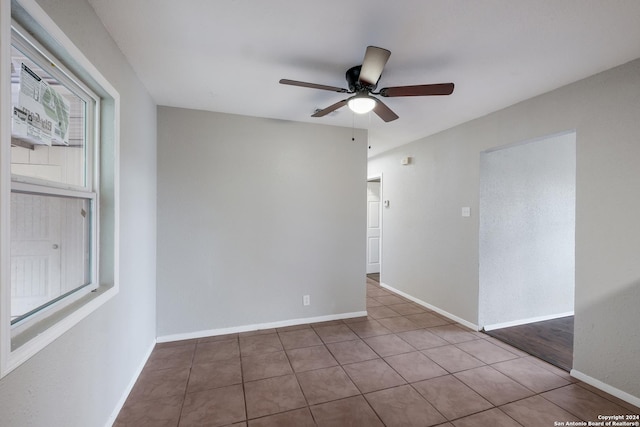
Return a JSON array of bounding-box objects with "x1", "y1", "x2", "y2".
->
[{"x1": 86, "y1": 0, "x2": 640, "y2": 157}]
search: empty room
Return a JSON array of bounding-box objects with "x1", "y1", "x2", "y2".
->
[{"x1": 0, "y1": 1, "x2": 639, "y2": 426}]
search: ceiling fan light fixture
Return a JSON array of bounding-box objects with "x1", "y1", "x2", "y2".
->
[
  {"x1": 348, "y1": 94, "x2": 376, "y2": 114},
  {"x1": 279, "y1": 46, "x2": 454, "y2": 122}
]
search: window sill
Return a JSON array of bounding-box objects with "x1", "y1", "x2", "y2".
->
[{"x1": 2, "y1": 283, "x2": 117, "y2": 377}]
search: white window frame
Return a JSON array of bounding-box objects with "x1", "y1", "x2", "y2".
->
[
  {"x1": 0, "y1": 0, "x2": 120, "y2": 377},
  {"x1": 9, "y1": 23, "x2": 100, "y2": 331}
]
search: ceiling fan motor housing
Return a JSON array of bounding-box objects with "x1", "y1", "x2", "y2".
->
[{"x1": 346, "y1": 65, "x2": 378, "y2": 92}]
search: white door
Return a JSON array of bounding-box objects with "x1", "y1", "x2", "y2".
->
[
  {"x1": 10, "y1": 193, "x2": 61, "y2": 319},
  {"x1": 366, "y1": 181, "x2": 381, "y2": 274}
]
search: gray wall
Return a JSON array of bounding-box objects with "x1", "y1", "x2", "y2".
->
[
  {"x1": 0, "y1": 0, "x2": 158, "y2": 425},
  {"x1": 479, "y1": 132, "x2": 576, "y2": 328},
  {"x1": 368, "y1": 58, "x2": 640, "y2": 401},
  {"x1": 157, "y1": 107, "x2": 367, "y2": 338}
]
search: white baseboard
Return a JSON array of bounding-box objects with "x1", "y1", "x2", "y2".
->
[
  {"x1": 156, "y1": 311, "x2": 368, "y2": 343},
  {"x1": 483, "y1": 311, "x2": 574, "y2": 331},
  {"x1": 570, "y1": 369, "x2": 640, "y2": 409},
  {"x1": 105, "y1": 339, "x2": 156, "y2": 427},
  {"x1": 379, "y1": 282, "x2": 480, "y2": 331}
]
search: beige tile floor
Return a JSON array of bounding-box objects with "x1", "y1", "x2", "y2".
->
[{"x1": 115, "y1": 278, "x2": 639, "y2": 426}]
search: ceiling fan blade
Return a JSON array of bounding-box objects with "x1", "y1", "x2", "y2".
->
[
  {"x1": 311, "y1": 99, "x2": 348, "y2": 117},
  {"x1": 279, "y1": 79, "x2": 348, "y2": 93},
  {"x1": 358, "y1": 46, "x2": 391, "y2": 86},
  {"x1": 373, "y1": 98, "x2": 399, "y2": 122},
  {"x1": 379, "y1": 83, "x2": 454, "y2": 97}
]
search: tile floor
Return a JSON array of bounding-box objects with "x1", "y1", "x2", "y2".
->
[{"x1": 115, "y1": 278, "x2": 639, "y2": 426}]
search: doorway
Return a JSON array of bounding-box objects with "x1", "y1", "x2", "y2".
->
[
  {"x1": 366, "y1": 177, "x2": 382, "y2": 283},
  {"x1": 479, "y1": 131, "x2": 576, "y2": 370}
]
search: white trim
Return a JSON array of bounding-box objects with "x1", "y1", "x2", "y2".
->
[
  {"x1": 482, "y1": 311, "x2": 574, "y2": 331},
  {"x1": 5, "y1": 286, "x2": 117, "y2": 375},
  {"x1": 570, "y1": 368, "x2": 640, "y2": 409},
  {"x1": 0, "y1": 0, "x2": 13, "y2": 380},
  {"x1": 10, "y1": 281, "x2": 95, "y2": 333},
  {"x1": 11, "y1": 181, "x2": 97, "y2": 200},
  {"x1": 380, "y1": 281, "x2": 480, "y2": 331},
  {"x1": 104, "y1": 340, "x2": 156, "y2": 427},
  {"x1": 15, "y1": 0, "x2": 115, "y2": 95},
  {"x1": 156, "y1": 311, "x2": 368, "y2": 343}
]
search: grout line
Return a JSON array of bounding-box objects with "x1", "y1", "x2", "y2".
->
[
  {"x1": 174, "y1": 344, "x2": 196, "y2": 426},
  {"x1": 238, "y1": 341, "x2": 249, "y2": 425}
]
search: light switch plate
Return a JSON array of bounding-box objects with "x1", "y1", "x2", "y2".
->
[{"x1": 461, "y1": 207, "x2": 471, "y2": 217}]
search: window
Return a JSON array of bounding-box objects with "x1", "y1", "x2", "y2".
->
[
  {"x1": 1, "y1": 0, "x2": 120, "y2": 376},
  {"x1": 9, "y1": 26, "x2": 99, "y2": 331}
]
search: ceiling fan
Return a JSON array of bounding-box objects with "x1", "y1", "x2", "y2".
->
[{"x1": 279, "y1": 46, "x2": 454, "y2": 122}]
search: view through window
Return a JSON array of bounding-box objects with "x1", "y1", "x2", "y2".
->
[{"x1": 9, "y1": 27, "x2": 97, "y2": 327}]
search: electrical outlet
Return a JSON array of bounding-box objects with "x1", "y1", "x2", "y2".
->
[{"x1": 303, "y1": 295, "x2": 310, "y2": 306}]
